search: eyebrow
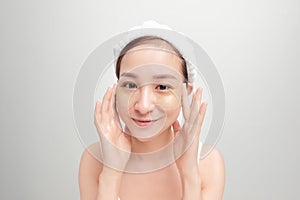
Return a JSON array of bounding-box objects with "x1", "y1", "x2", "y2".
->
[
  {"x1": 120, "y1": 72, "x2": 177, "y2": 80},
  {"x1": 120, "y1": 72, "x2": 138, "y2": 78},
  {"x1": 152, "y1": 74, "x2": 177, "y2": 80}
]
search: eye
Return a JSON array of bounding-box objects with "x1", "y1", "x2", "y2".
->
[
  {"x1": 156, "y1": 84, "x2": 170, "y2": 91},
  {"x1": 123, "y1": 82, "x2": 137, "y2": 89}
]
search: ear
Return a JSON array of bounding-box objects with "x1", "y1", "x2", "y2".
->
[{"x1": 187, "y1": 82, "x2": 194, "y2": 95}]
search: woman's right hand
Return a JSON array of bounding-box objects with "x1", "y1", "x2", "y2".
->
[{"x1": 94, "y1": 84, "x2": 132, "y2": 172}]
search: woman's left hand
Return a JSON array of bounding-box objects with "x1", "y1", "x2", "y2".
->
[{"x1": 173, "y1": 86, "x2": 208, "y2": 180}]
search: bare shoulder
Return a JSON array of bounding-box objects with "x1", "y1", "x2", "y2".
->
[
  {"x1": 78, "y1": 142, "x2": 103, "y2": 199},
  {"x1": 199, "y1": 145, "x2": 225, "y2": 194},
  {"x1": 79, "y1": 142, "x2": 103, "y2": 177},
  {"x1": 199, "y1": 144, "x2": 225, "y2": 171}
]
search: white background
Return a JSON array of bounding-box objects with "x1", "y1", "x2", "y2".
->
[{"x1": 0, "y1": 0, "x2": 299, "y2": 199}]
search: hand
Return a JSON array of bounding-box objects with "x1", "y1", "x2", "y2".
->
[
  {"x1": 173, "y1": 86, "x2": 208, "y2": 178},
  {"x1": 94, "y1": 84, "x2": 132, "y2": 171}
]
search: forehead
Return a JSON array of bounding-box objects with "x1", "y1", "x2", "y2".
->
[
  {"x1": 119, "y1": 64, "x2": 183, "y2": 84},
  {"x1": 120, "y1": 47, "x2": 183, "y2": 75}
]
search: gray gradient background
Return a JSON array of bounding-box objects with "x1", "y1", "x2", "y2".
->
[{"x1": 0, "y1": 0, "x2": 299, "y2": 199}]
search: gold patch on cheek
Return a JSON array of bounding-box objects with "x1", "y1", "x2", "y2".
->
[{"x1": 156, "y1": 91, "x2": 180, "y2": 110}]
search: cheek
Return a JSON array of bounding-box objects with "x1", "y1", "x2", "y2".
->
[{"x1": 164, "y1": 106, "x2": 181, "y2": 128}]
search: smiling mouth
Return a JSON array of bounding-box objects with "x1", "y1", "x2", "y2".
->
[{"x1": 132, "y1": 118, "x2": 160, "y2": 127}]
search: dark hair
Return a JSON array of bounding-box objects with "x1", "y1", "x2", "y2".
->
[{"x1": 115, "y1": 36, "x2": 188, "y2": 83}]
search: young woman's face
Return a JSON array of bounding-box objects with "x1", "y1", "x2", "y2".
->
[{"x1": 116, "y1": 46, "x2": 186, "y2": 140}]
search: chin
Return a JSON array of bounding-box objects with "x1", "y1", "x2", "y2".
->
[
  {"x1": 134, "y1": 124, "x2": 172, "y2": 142},
  {"x1": 130, "y1": 129, "x2": 163, "y2": 142}
]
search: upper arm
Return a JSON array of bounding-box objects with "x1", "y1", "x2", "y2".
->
[
  {"x1": 199, "y1": 146, "x2": 226, "y2": 200},
  {"x1": 78, "y1": 142, "x2": 103, "y2": 200}
]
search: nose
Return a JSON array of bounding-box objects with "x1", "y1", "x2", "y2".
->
[{"x1": 133, "y1": 85, "x2": 156, "y2": 115}]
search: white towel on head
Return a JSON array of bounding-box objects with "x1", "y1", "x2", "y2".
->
[{"x1": 113, "y1": 20, "x2": 197, "y2": 83}]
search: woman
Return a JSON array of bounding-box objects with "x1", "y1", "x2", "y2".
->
[{"x1": 79, "y1": 35, "x2": 225, "y2": 200}]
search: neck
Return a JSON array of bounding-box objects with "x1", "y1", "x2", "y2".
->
[{"x1": 129, "y1": 127, "x2": 174, "y2": 153}]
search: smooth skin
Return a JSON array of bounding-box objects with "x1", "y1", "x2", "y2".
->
[{"x1": 79, "y1": 48, "x2": 225, "y2": 200}]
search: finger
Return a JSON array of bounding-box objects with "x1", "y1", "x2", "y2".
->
[
  {"x1": 172, "y1": 120, "x2": 181, "y2": 137},
  {"x1": 198, "y1": 102, "x2": 208, "y2": 130},
  {"x1": 101, "y1": 87, "x2": 112, "y2": 119},
  {"x1": 94, "y1": 101, "x2": 105, "y2": 140},
  {"x1": 187, "y1": 88, "x2": 202, "y2": 126},
  {"x1": 194, "y1": 88, "x2": 205, "y2": 130},
  {"x1": 181, "y1": 84, "x2": 190, "y2": 120},
  {"x1": 190, "y1": 87, "x2": 203, "y2": 124},
  {"x1": 198, "y1": 87, "x2": 203, "y2": 112},
  {"x1": 94, "y1": 100, "x2": 102, "y2": 125},
  {"x1": 191, "y1": 102, "x2": 208, "y2": 142},
  {"x1": 110, "y1": 84, "x2": 116, "y2": 115},
  {"x1": 111, "y1": 84, "x2": 122, "y2": 131},
  {"x1": 188, "y1": 113, "x2": 202, "y2": 147}
]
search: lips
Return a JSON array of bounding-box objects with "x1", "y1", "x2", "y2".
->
[{"x1": 132, "y1": 118, "x2": 159, "y2": 127}]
